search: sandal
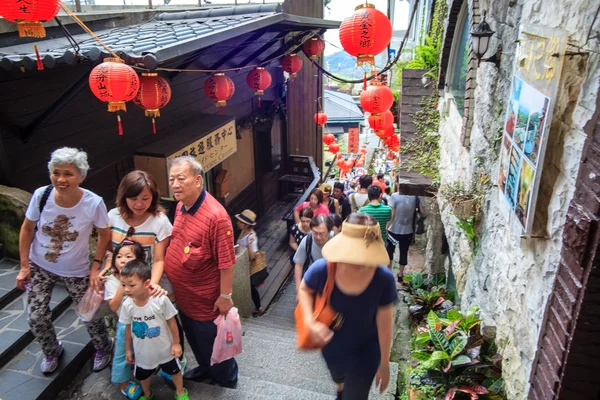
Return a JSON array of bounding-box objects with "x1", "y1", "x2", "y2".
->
[
  {"x1": 175, "y1": 388, "x2": 189, "y2": 400},
  {"x1": 121, "y1": 382, "x2": 142, "y2": 400}
]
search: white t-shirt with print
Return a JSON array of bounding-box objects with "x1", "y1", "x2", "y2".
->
[
  {"x1": 25, "y1": 186, "x2": 110, "y2": 278},
  {"x1": 119, "y1": 295, "x2": 178, "y2": 369},
  {"x1": 108, "y1": 208, "x2": 173, "y2": 293},
  {"x1": 104, "y1": 274, "x2": 124, "y2": 316}
]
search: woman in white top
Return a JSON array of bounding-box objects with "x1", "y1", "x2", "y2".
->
[
  {"x1": 16, "y1": 147, "x2": 113, "y2": 374},
  {"x1": 235, "y1": 209, "x2": 264, "y2": 316}
]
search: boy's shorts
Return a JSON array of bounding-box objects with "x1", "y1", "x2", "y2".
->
[{"x1": 134, "y1": 358, "x2": 181, "y2": 380}]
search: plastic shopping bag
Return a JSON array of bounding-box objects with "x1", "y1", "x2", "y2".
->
[
  {"x1": 75, "y1": 287, "x2": 111, "y2": 322},
  {"x1": 211, "y1": 307, "x2": 243, "y2": 366}
]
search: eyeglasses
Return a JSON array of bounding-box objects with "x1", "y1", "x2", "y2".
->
[
  {"x1": 312, "y1": 230, "x2": 329, "y2": 237},
  {"x1": 127, "y1": 226, "x2": 135, "y2": 238}
]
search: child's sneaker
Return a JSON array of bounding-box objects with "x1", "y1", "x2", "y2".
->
[
  {"x1": 139, "y1": 391, "x2": 154, "y2": 400},
  {"x1": 121, "y1": 381, "x2": 142, "y2": 400},
  {"x1": 175, "y1": 388, "x2": 189, "y2": 400},
  {"x1": 160, "y1": 356, "x2": 187, "y2": 382}
]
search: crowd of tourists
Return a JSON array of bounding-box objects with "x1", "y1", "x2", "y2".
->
[{"x1": 15, "y1": 146, "x2": 423, "y2": 400}]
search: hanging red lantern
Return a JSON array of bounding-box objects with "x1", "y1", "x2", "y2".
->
[
  {"x1": 339, "y1": 4, "x2": 392, "y2": 67},
  {"x1": 360, "y1": 82, "x2": 394, "y2": 114},
  {"x1": 314, "y1": 111, "x2": 328, "y2": 126},
  {"x1": 89, "y1": 58, "x2": 140, "y2": 135},
  {"x1": 303, "y1": 37, "x2": 325, "y2": 61},
  {"x1": 204, "y1": 73, "x2": 235, "y2": 111},
  {"x1": 281, "y1": 54, "x2": 303, "y2": 79},
  {"x1": 133, "y1": 73, "x2": 171, "y2": 135},
  {"x1": 376, "y1": 125, "x2": 395, "y2": 140},
  {"x1": 246, "y1": 67, "x2": 272, "y2": 107},
  {"x1": 323, "y1": 133, "x2": 335, "y2": 145},
  {"x1": 0, "y1": 0, "x2": 60, "y2": 38},
  {"x1": 368, "y1": 110, "x2": 394, "y2": 131},
  {"x1": 337, "y1": 152, "x2": 343, "y2": 160},
  {"x1": 385, "y1": 134, "x2": 400, "y2": 149},
  {"x1": 329, "y1": 143, "x2": 340, "y2": 154}
]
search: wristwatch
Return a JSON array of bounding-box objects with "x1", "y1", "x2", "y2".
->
[{"x1": 220, "y1": 293, "x2": 233, "y2": 300}]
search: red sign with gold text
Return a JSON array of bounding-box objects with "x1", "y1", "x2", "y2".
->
[{"x1": 348, "y1": 128, "x2": 359, "y2": 153}]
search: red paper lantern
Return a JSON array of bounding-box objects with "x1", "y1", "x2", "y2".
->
[
  {"x1": 368, "y1": 110, "x2": 394, "y2": 131},
  {"x1": 339, "y1": 4, "x2": 392, "y2": 67},
  {"x1": 204, "y1": 73, "x2": 235, "y2": 110},
  {"x1": 246, "y1": 67, "x2": 272, "y2": 98},
  {"x1": 89, "y1": 58, "x2": 140, "y2": 113},
  {"x1": 360, "y1": 82, "x2": 394, "y2": 114},
  {"x1": 0, "y1": 0, "x2": 60, "y2": 38},
  {"x1": 133, "y1": 73, "x2": 171, "y2": 134},
  {"x1": 376, "y1": 125, "x2": 395, "y2": 140},
  {"x1": 337, "y1": 152, "x2": 343, "y2": 160},
  {"x1": 314, "y1": 111, "x2": 328, "y2": 126},
  {"x1": 336, "y1": 159, "x2": 345, "y2": 169},
  {"x1": 323, "y1": 133, "x2": 335, "y2": 145},
  {"x1": 385, "y1": 134, "x2": 400, "y2": 149},
  {"x1": 281, "y1": 54, "x2": 303, "y2": 79},
  {"x1": 329, "y1": 143, "x2": 340, "y2": 154},
  {"x1": 303, "y1": 37, "x2": 325, "y2": 61}
]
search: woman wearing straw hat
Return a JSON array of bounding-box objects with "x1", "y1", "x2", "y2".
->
[
  {"x1": 235, "y1": 209, "x2": 265, "y2": 316},
  {"x1": 297, "y1": 213, "x2": 398, "y2": 400}
]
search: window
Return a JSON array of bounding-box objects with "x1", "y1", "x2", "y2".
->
[{"x1": 448, "y1": 4, "x2": 470, "y2": 116}]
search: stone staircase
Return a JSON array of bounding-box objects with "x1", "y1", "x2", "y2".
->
[
  {"x1": 0, "y1": 247, "x2": 96, "y2": 400},
  {"x1": 68, "y1": 279, "x2": 398, "y2": 400}
]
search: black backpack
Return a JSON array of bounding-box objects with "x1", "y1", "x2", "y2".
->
[
  {"x1": 35, "y1": 185, "x2": 53, "y2": 231},
  {"x1": 302, "y1": 234, "x2": 313, "y2": 275}
]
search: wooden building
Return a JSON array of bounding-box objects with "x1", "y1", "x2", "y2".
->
[{"x1": 0, "y1": 2, "x2": 336, "y2": 218}]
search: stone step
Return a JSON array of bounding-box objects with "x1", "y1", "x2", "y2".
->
[
  {"x1": 241, "y1": 318, "x2": 297, "y2": 337},
  {"x1": 0, "y1": 304, "x2": 94, "y2": 400},
  {"x1": 0, "y1": 258, "x2": 21, "y2": 310},
  {"x1": 0, "y1": 285, "x2": 72, "y2": 369}
]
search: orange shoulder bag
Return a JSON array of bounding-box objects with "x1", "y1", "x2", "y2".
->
[{"x1": 294, "y1": 262, "x2": 344, "y2": 350}]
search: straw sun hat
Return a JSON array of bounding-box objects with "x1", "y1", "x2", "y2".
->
[
  {"x1": 322, "y1": 221, "x2": 390, "y2": 266},
  {"x1": 235, "y1": 209, "x2": 257, "y2": 226}
]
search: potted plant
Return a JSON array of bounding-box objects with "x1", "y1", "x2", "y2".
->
[
  {"x1": 439, "y1": 181, "x2": 481, "y2": 220},
  {"x1": 408, "y1": 308, "x2": 505, "y2": 399}
]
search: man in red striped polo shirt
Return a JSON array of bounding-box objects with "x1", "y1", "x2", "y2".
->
[{"x1": 164, "y1": 156, "x2": 238, "y2": 388}]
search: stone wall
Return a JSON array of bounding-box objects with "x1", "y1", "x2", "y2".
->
[{"x1": 436, "y1": 0, "x2": 600, "y2": 398}]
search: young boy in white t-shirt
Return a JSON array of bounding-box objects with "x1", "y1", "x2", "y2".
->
[{"x1": 119, "y1": 260, "x2": 189, "y2": 400}]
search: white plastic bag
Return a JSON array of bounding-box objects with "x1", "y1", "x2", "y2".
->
[
  {"x1": 75, "y1": 287, "x2": 111, "y2": 322},
  {"x1": 211, "y1": 307, "x2": 243, "y2": 366}
]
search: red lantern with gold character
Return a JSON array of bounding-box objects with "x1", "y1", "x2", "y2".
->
[
  {"x1": 0, "y1": 0, "x2": 60, "y2": 38},
  {"x1": 303, "y1": 37, "x2": 325, "y2": 61},
  {"x1": 246, "y1": 67, "x2": 272, "y2": 107},
  {"x1": 376, "y1": 125, "x2": 395, "y2": 140},
  {"x1": 339, "y1": 4, "x2": 392, "y2": 67},
  {"x1": 368, "y1": 110, "x2": 394, "y2": 131},
  {"x1": 385, "y1": 134, "x2": 400, "y2": 151},
  {"x1": 323, "y1": 133, "x2": 335, "y2": 145},
  {"x1": 314, "y1": 111, "x2": 328, "y2": 126},
  {"x1": 89, "y1": 58, "x2": 140, "y2": 135},
  {"x1": 329, "y1": 143, "x2": 340, "y2": 154},
  {"x1": 204, "y1": 73, "x2": 235, "y2": 111},
  {"x1": 281, "y1": 54, "x2": 303, "y2": 79},
  {"x1": 360, "y1": 82, "x2": 394, "y2": 114},
  {"x1": 134, "y1": 73, "x2": 171, "y2": 135}
]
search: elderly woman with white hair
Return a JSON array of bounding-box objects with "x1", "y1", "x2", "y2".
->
[{"x1": 16, "y1": 147, "x2": 114, "y2": 375}]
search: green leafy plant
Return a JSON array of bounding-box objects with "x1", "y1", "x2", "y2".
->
[
  {"x1": 409, "y1": 309, "x2": 505, "y2": 399},
  {"x1": 456, "y1": 218, "x2": 478, "y2": 254}
]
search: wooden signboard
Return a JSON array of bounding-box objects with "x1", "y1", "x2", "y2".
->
[{"x1": 134, "y1": 115, "x2": 237, "y2": 196}]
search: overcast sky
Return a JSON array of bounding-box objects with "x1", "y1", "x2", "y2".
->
[{"x1": 323, "y1": 0, "x2": 410, "y2": 55}]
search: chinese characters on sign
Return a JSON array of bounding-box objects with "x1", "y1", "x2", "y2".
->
[
  {"x1": 497, "y1": 25, "x2": 566, "y2": 233},
  {"x1": 348, "y1": 128, "x2": 359, "y2": 153},
  {"x1": 167, "y1": 120, "x2": 237, "y2": 173}
]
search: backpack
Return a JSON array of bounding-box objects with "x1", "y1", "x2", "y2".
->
[
  {"x1": 350, "y1": 193, "x2": 369, "y2": 213},
  {"x1": 302, "y1": 234, "x2": 313, "y2": 275},
  {"x1": 35, "y1": 185, "x2": 53, "y2": 231}
]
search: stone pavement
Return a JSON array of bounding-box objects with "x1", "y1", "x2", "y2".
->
[{"x1": 64, "y1": 280, "x2": 398, "y2": 400}]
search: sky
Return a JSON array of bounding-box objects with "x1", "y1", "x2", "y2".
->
[{"x1": 323, "y1": 0, "x2": 410, "y2": 55}]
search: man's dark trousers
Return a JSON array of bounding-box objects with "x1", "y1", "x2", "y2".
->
[{"x1": 180, "y1": 311, "x2": 238, "y2": 387}]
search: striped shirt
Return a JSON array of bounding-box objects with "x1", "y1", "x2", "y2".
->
[
  {"x1": 359, "y1": 202, "x2": 392, "y2": 243},
  {"x1": 164, "y1": 189, "x2": 236, "y2": 321}
]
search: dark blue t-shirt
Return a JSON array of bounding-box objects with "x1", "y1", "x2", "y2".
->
[{"x1": 303, "y1": 258, "x2": 399, "y2": 373}]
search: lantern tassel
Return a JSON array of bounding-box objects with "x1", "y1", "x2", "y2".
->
[
  {"x1": 117, "y1": 114, "x2": 123, "y2": 136},
  {"x1": 33, "y1": 45, "x2": 44, "y2": 71},
  {"x1": 152, "y1": 118, "x2": 156, "y2": 135},
  {"x1": 363, "y1": 71, "x2": 367, "y2": 90},
  {"x1": 17, "y1": 22, "x2": 46, "y2": 38}
]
